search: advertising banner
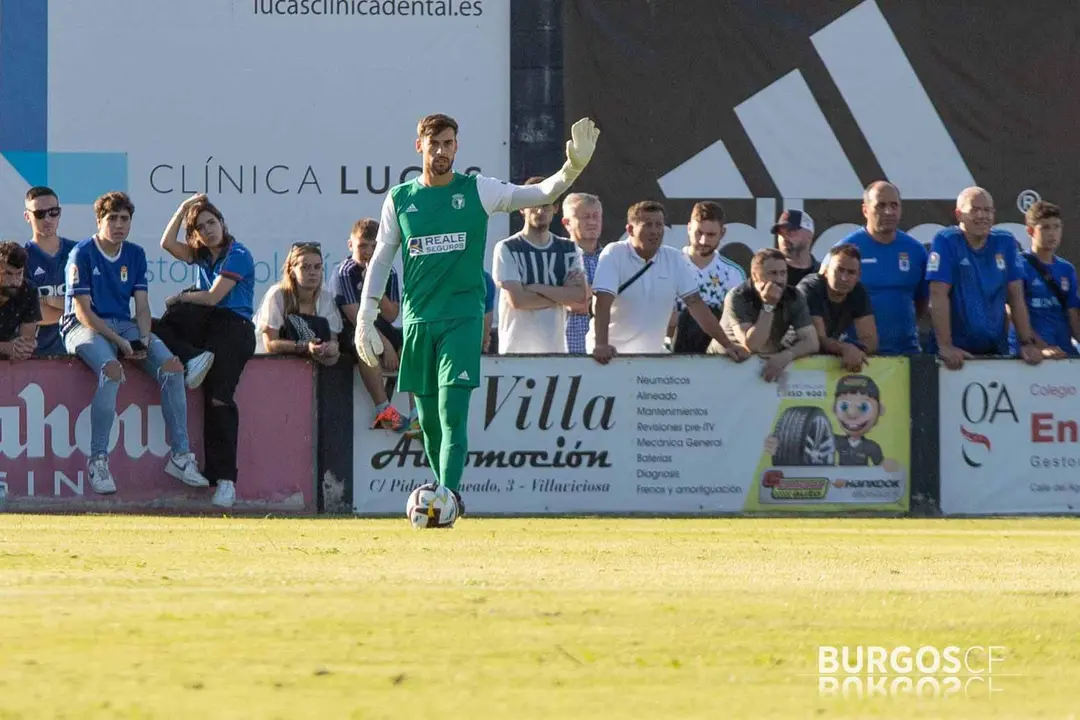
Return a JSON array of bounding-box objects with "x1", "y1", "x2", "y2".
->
[
  {"x1": 352, "y1": 355, "x2": 910, "y2": 515},
  {"x1": 564, "y1": 0, "x2": 1080, "y2": 270},
  {"x1": 940, "y1": 360, "x2": 1080, "y2": 515},
  {"x1": 0, "y1": 357, "x2": 316, "y2": 514},
  {"x1": 0, "y1": 0, "x2": 510, "y2": 313}
]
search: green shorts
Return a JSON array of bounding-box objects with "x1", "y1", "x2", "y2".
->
[{"x1": 397, "y1": 316, "x2": 484, "y2": 396}]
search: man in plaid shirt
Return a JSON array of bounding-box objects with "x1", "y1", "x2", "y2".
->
[{"x1": 561, "y1": 193, "x2": 602, "y2": 353}]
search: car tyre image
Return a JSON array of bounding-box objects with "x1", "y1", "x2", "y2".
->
[{"x1": 770, "y1": 406, "x2": 836, "y2": 466}]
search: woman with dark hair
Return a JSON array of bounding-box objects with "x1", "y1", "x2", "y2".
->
[
  {"x1": 253, "y1": 242, "x2": 342, "y2": 365},
  {"x1": 155, "y1": 193, "x2": 257, "y2": 509}
]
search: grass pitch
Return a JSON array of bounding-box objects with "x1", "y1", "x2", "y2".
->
[{"x1": 1, "y1": 516, "x2": 1079, "y2": 719}]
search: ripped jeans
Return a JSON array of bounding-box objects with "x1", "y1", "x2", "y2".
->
[{"x1": 63, "y1": 318, "x2": 190, "y2": 459}]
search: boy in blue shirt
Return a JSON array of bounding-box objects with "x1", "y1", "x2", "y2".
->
[
  {"x1": 22, "y1": 186, "x2": 77, "y2": 357},
  {"x1": 833, "y1": 181, "x2": 928, "y2": 354},
  {"x1": 62, "y1": 192, "x2": 208, "y2": 495},
  {"x1": 1009, "y1": 200, "x2": 1080, "y2": 358},
  {"x1": 926, "y1": 187, "x2": 1041, "y2": 370}
]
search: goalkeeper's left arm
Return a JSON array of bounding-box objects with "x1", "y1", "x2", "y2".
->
[{"x1": 495, "y1": 117, "x2": 601, "y2": 213}]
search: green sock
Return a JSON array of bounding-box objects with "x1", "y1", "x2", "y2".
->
[
  {"x1": 438, "y1": 385, "x2": 473, "y2": 492},
  {"x1": 414, "y1": 393, "x2": 442, "y2": 484}
]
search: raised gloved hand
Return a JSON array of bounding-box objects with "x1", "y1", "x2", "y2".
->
[
  {"x1": 566, "y1": 117, "x2": 601, "y2": 172},
  {"x1": 354, "y1": 303, "x2": 384, "y2": 367}
]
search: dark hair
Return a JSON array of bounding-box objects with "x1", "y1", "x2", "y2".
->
[
  {"x1": 751, "y1": 248, "x2": 786, "y2": 278},
  {"x1": 417, "y1": 113, "x2": 459, "y2": 139},
  {"x1": 25, "y1": 186, "x2": 57, "y2": 203},
  {"x1": 627, "y1": 200, "x2": 667, "y2": 224},
  {"x1": 830, "y1": 244, "x2": 862, "y2": 263},
  {"x1": 0, "y1": 241, "x2": 28, "y2": 270},
  {"x1": 94, "y1": 191, "x2": 135, "y2": 220},
  {"x1": 690, "y1": 201, "x2": 725, "y2": 225},
  {"x1": 183, "y1": 198, "x2": 232, "y2": 261},
  {"x1": 1025, "y1": 200, "x2": 1062, "y2": 227}
]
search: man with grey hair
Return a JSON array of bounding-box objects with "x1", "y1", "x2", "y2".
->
[
  {"x1": 926, "y1": 186, "x2": 1041, "y2": 369},
  {"x1": 561, "y1": 192, "x2": 602, "y2": 353}
]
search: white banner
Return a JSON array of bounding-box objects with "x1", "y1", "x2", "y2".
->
[
  {"x1": 940, "y1": 360, "x2": 1080, "y2": 515},
  {"x1": 0, "y1": 0, "x2": 509, "y2": 313},
  {"x1": 352, "y1": 355, "x2": 911, "y2": 515}
]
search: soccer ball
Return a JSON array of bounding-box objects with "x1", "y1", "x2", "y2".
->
[{"x1": 406, "y1": 483, "x2": 459, "y2": 529}]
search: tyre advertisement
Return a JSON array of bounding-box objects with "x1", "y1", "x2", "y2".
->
[
  {"x1": 939, "y1": 360, "x2": 1080, "y2": 515},
  {"x1": 351, "y1": 355, "x2": 911, "y2": 515},
  {"x1": 743, "y1": 357, "x2": 910, "y2": 512}
]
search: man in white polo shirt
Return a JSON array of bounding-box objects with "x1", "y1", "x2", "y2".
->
[{"x1": 586, "y1": 200, "x2": 750, "y2": 364}]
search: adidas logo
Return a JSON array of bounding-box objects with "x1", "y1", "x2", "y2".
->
[
  {"x1": 652, "y1": 0, "x2": 1026, "y2": 253},
  {"x1": 92, "y1": 268, "x2": 101, "y2": 276},
  {"x1": 33, "y1": 267, "x2": 45, "y2": 276},
  {"x1": 405, "y1": 203, "x2": 419, "y2": 213},
  {"x1": 457, "y1": 370, "x2": 470, "y2": 381}
]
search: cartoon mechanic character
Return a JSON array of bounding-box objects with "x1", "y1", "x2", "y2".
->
[
  {"x1": 829, "y1": 374, "x2": 896, "y2": 468},
  {"x1": 763, "y1": 374, "x2": 899, "y2": 470}
]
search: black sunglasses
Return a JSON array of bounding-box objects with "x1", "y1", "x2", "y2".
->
[
  {"x1": 29, "y1": 207, "x2": 62, "y2": 220},
  {"x1": 291, "y1": 242, "x2": 322, "y2": 251}
]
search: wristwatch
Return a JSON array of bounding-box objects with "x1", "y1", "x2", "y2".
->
[{"x1": 762, "y1": 303, "x2": 776, "y2": 313}]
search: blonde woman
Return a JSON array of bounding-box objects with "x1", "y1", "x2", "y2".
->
[{"x1": 254, "y1": 242, "x2": 342, "y2": 365}]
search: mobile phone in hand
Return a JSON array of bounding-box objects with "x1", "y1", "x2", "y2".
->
[{"x1": 129, "y1": 339, "x2": 147, "y2": 353}]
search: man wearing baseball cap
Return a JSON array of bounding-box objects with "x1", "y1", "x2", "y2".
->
[{"x1": 773, "y1": 209, "x2": 818, "y2": 287}]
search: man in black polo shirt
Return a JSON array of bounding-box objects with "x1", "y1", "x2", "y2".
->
[
  {"x1": 0, "y1": 242, "x2": 41, "y2": 360},
  {"x1": 717, "y1": 248, "x2": 819, "y2": 381},
  {"x1": 797, "y1": 243, "x2": 878, "y2": 372}
]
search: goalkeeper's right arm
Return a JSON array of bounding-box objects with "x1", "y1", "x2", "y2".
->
[{"x1": 355, "y1": 196, "x2": 400, "y2": 366}]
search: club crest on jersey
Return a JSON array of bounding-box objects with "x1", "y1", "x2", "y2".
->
[
  {"x1": 120, "y1": 265, "x2": 128, "y2": 282},
  {"x1": 898, "y1": 252, "x2": 910, "y2": 272},
  {"x1": 995, "y1": 253, "x2": 1005, "y2": 270},
  {"x1": 451, "y1": 193, "x2": 465, "y2": 210},
  {"x1": 409, "y1": 232, "x2": 467, "y2": 256}
]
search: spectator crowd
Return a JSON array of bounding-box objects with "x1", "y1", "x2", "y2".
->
[{"x1": 4, "y1": 180, "x2": 1073, "y2": 503}]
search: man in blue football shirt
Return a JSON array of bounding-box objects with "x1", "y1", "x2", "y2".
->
[
  {"x1": 926, "y1": 187, "x2": 1041, "y2": 370},
  {"x1": 1009, "y1": 200, "x2": 1080, "y2": 358},
  {"x1": 832, "y1": 181, "x2": 928, "y2": 354},
  {"x1": 23, "y1": 186, "x2": 77, "y2": 357},
  {"x1": 62, "y1": 192, "x2": 208, "y2": 495}
]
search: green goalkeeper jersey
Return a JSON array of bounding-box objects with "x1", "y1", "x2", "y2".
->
[{"x1": 389, "y1": 172, "x2": 504, "y2": 324}]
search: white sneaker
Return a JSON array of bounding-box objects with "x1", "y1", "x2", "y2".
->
[
  {"x1": 212, "y1": 480, "x2": 236, "y2": 508},
  {"x1": 165, "y1": 452, "x2": 210, "y2": 488},
  {"x1": 185, "y1": 351, "x2": 215, "y2": 389},
  {"x1": 87, "y1": 455, "x2": 117, "y2": 495}
]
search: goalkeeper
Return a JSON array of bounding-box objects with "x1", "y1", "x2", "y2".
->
[{"x1": 356, "y1": 114, "x2": 600, "y2": 515}]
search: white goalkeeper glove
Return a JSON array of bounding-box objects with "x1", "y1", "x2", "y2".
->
[
  {"x1": 354, "y1": 303, "x2": 383, "y2": 367},
  {"x1": 566, "y1": 117, "x2": 600, "y2": 173}
]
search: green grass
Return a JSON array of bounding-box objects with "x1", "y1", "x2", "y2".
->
[{"x1": 1, "y1": 516, "x2": 1079, "y2": 719}]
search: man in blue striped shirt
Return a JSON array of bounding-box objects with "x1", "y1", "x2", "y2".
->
[
  {"x1": 330, "y1": 218, "x2": 414, "y2": 432},
  {"x1": 561, "y1": 192, "x2": 601, "y2": 354}
]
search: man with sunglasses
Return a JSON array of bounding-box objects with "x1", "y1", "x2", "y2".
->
[
  {"x1": 23, "y1": 187, "x2": 77, "y2": 357},
  {"x1": 356, "y1": 114, "x2": 600, "y2": 520}
]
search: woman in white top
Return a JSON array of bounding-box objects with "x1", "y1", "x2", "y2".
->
[{"x1": 254, "y1": 242, "x2": 343, "y2": 366}]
